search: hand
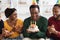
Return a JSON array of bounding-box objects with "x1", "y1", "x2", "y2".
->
[
  {"x1": 48, "y1": 25, "x2": 58, "y2": 34},
  {"x1": 12, "y1": 26, "x2": 19, "y2": 32},
  {"x1": 14, "y1": 26, "x2": 21, "y2": 33},
  {"x1": 0, "y1": 34, "x2": 3, "y2": 39},
  {"x1": 26, "y1": 28, "x2": 39, "y2": 33},
  {"x1": 34, "y1": 29, "x2": 39, "y2": 32},
  {"x1": 26, "y1": 29, "x2": 32, "y2": 33},
  {"x1": 2, "y1": 29, "x2": 11, "y2": 37},
  {"x1": 4, "y1": 30, "x2": 11, "y2": 37}
]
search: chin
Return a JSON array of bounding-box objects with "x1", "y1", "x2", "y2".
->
[{"x1": 33, "y1": 19, "x2": 37, "y2": 21}]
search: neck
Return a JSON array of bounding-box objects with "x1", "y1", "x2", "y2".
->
[
  {"x1": 0, "y1": 19, "x2": 1, "y2": 21},
  {"x1": 0, "y1": 18, "x2": 1, "y2": 21},
  {"x1": 9, "y1": 18, "x2": 17, "y2": 22},
  {"x1": 31, "y1": 16, "x2": 40, "y2": 21}
]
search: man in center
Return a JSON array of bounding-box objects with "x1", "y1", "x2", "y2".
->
[{"x1": 22, "y1": 5, "x2": 48, "y2": 40}]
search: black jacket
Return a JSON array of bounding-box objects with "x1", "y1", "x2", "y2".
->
[{"x1": 0, "y1": 20, "x2": 4, "y2": 34}]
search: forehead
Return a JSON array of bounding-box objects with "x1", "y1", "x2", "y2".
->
[
  {"x1": 53, "y1": 6, "x2": 60, "y2": 10},
  {"x1": 30, "y1": 8, "x2": 38, "y2": 11},
  {"x1": 12, "y1": 11, "x2": 17, "y2": 14},
  {"x1": 10, "y1": 11, "x2": 17, "y2": 16}
]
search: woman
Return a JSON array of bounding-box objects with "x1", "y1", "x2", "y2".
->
[{"x1": 3, "y1": 8, "x2": 23, "y2": 40}]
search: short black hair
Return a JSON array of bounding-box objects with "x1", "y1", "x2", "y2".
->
[
  {"x1": 5, "y1": 8, "x2": 16, "y2": 18},
  {"x1": 53, "y1": 4, "x2": 60, "y2": 8},
  {"x1": 29, "y1": 5, "x2": 40, "y2": 12}
]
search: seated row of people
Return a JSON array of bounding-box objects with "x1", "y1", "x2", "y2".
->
[{"x1": 0, "y1": 4, "x2": 60, "y2": 40}]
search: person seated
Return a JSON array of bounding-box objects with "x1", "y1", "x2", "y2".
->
[
  {"x1": 47, "y1": 4, "x2": 60, "y2": 40},
  {"x1": 22, "y1": 5, "x2": 48, "y2": 40},
  {"x1": 0, "y1": 15, "x2": 4, "y2": 40},
  {"x1": 3, "y1": 8, "x2": 23, "y2": 40}
]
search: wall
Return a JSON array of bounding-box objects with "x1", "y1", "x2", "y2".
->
[{"x1": 0, "y1": 0, "x2": 59, "y2": 21}]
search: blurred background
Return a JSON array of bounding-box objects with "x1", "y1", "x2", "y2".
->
[{"x1": 0, "y1": 0, "x2": 60, "y2": 21}]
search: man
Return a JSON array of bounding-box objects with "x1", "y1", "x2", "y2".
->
[
  {"x1": 47, "y1": 4, "x2": 60, "y2": 40},
  {"x1": 22, "y1": 5, "x2": 48, "y2": 40}
]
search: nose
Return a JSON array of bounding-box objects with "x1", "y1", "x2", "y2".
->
[{"x1": 33, "y1": 14, "x2": 36, "y2": 17}]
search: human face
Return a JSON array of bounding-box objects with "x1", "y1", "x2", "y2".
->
[
  {"x1": 30, "y1": 8, "x2": 39, "y2": 21},
  {"x1": 53, "y1": 6, "x2": 60, "y2": 19},
  {"x1": 9, "y1": 11, "x2": 17, "y2": 20}
]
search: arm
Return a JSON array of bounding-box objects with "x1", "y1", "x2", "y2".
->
[
  {"x1": 48, "y1": 19, "x2": 60, "y2": 38},
  {"x1": 53, "y1": 30, "x2": 60, "y2": 38},
  {"x1": 14, "y1": 20, "x2": 23, "y2": 33},
  {"x1": 47, "y1": 18, "x2": 53, "y2": 37},
  {"x1": 34, "y1": 19, "x2": 48, "y2": 38},
  {"x1": 22, "y1": 20, "x2": 30, "y2": 37}
]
